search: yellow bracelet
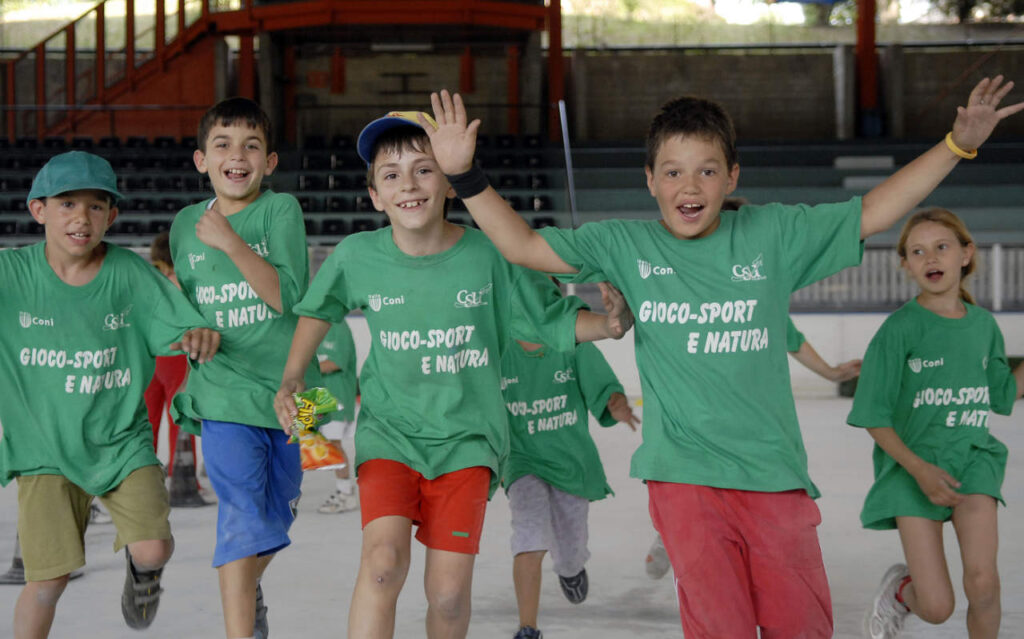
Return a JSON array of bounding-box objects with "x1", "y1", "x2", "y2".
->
[{"x1": 945, "y1": 132, "x2": 977, "y2": 160}]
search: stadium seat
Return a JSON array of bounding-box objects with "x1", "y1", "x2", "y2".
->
[
  {"x1": 354, "y1": 195, "x2": 374, "y2": 212},
  {"x1": 303, "y1": 135, "x2": 327, "y2": 150},
  {"x1": 99, "y1": 136, "x2": 121, "y2": 148},
  {"x1": 531, "y1": 216, "x2": 556, "y2": 229},
  {"x1": 297, "y1": 196, "x2": 321, "y2": 212},
  {"x1": 328, "y1": 174, "x2": 349, "y2": 190},
  {"x1": 528, "y1": 173, "x2": 549, "y2": 189},
  {"x1": 350, "y1": 218, "x2": 378, "y2": 233},
  {"x1": 148, "y1": 220, "x2": 172, "y2": 234},
  {"x1": 326, "y1": 196, "x2": 349, "y2": 212},
  {"x1": 71, "y1": 137, "x2": 94, "y2": 149},
  {"x1": 498, "y1": 174, "x2": 522, "y2": 189},
  {"x1": 321, "y1": 218, "x2": 348, "y2": 235},
  {"x1": 331, "y1": 134, "x2": 354, "y2": 150},
  {"x1": 298, "y1": 174, "x2": 324, "y2": 191},
  {"x1": 0, "y1": 220, "x2": 17, "y2": 234},
  {"x1": 125, "y1": 136, "x2": 149, "y2": 148},
  {"x1": 529, "y1": 195, "x2": 552, "y2": 211},
  {"x1": 304, "y1": 218, "x2": 320, "y2": 235}
]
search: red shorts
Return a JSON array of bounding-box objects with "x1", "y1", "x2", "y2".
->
[
  {"x1": 648, "y1": 481, "x2": 833, "y2": 639},
  {"x1": 357, "y1": 459, "x2": 490, "y2": 554}
]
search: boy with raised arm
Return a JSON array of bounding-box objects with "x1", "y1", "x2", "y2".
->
[
  {"x1": 1, "y1": 151, "x2": 219, "y2": 639},
  {"x1": 274, "y1": 110, "x2": 630, "y2": 639},
  {"x1": 422, "y1": 79, "x2": 1023, "y2": 638},
  {"x1": 170, "y1": 98, "x2": 319, "y2": 639}
]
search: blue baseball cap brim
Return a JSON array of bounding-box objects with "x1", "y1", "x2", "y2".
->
[{"x1": 357, "y1": 111, "x2": 437, "y2": 166}]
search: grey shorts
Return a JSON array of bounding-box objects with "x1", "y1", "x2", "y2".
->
[{"x1": 507, "y1": 474, "x2": 590, "y2": 577}]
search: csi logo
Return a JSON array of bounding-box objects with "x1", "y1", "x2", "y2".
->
[
  {"x1": 553, "y1": 368, "x2": 575, "y2": 383},
  {"x1": 104, "y1": 305, "x2": 133, "y2": 331},
  {"x1": 455, "y1": 283, "x2": 493, "y2": 309}
]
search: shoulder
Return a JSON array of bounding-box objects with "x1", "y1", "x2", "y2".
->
[
  {"x1": 169, "y1": 200, "x2": 207, "y2": 233},
  {"x1": 257, "y1": 191, "x2": 303, "y2": 221}
]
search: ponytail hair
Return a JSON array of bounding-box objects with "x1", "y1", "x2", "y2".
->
[{"x1": 897, "y1": 208, "x2": 976, "y2": 305}]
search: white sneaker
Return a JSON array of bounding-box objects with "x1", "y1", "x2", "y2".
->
[
  {"x1": 317, "y1": 489, "x2": 359, "y2": 514},
  {"x1": 90, "y1": 502, "x2": 113, "y2": 525},
  {"x1": 645, "y1": 534, "x2": 671, "y2": 579},
  {"x1": 864, "y1": 564, "x2": 911, "y2": 639}
]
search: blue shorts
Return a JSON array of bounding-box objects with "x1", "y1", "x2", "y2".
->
[{"x1": 201, "y1": 420, "x2": 303, "y2": 567}]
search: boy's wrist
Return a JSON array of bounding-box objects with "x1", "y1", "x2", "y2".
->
[{"x1": 445, "y1": 165, "x2": 490, "y2": 200}]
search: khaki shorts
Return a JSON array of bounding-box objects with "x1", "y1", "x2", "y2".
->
[{"x1": 17, "y1": 465, "x2": 171, "y2": 581}]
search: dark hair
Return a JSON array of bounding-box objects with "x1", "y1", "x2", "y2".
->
[
  {"x1": 150, "y1": 230, "x2": 172, "y2": 266},
  {"x1": 897, "y1": 207, "x2": 977, "y2": 305},
  {"x1": 197, "y1": 97, "x2": 273, "y2": 152},
  {"x1": 646, "y1": 96, "x2": 737, "y2": 170},
  {"x1": 365, "y1": 125, "x2": 450, "y2": 216},
  {"x1": 41, "y1": 190, "x2": 116, "y2": 207}
]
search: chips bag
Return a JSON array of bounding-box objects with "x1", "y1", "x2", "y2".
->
[{"x1": 289, "y1": 387, "x2": 348, "y2": 471}]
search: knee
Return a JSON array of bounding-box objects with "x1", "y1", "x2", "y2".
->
[
  {"x1": 27, "y1": 575, "x2": 70, "y2": 607},
  {"x1": 363, "y1": 543, "x2": 408, "y2": 589},
  {"x1": 963, "y1": 568, "x2": 1000, "y2": 610},
  {"x1": 127, "y1": 538, "x2": 174, "y2": 571},
  {"x1": 913, "y1": 588, "x2": 955, "y2": 625},
  {"x1": 426, "y1": 583, "x2": 469, "y2": 623}
]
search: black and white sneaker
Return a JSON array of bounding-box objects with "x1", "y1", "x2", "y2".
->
[
  {"x1": 513, "y1": 625, "x2": 543, "y2": 639},
  {"x1": 121, "y1": 550, "x2": 163, "y2": 629},
  {"x1": 558, "y1": 568, "x2": 588, "y2": 604},
  {"x1": 254, "y1": 582, "x2": 269, "y2": 639}
]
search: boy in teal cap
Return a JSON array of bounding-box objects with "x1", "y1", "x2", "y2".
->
[{"x1": 1, "y1": 151, "x2": 220, "y2": 639}]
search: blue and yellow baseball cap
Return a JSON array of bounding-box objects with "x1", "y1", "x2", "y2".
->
[
  {"x1": 357, "y1": 111, "x2": 438, "y2": 166},
  {"x1": 27, "y1": 151, "x2": 123, "y2": 205}
]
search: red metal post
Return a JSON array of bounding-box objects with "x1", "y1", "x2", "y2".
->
[
  {"x1": 35, "y1": 43, "x2": 46, "y2": 139},
  {"x1": 96, "y1": 3, "x2": 106, "y2": 99},
  {"x1": 506, "y1": 44, "x2": 520, "y2": 135},
  {"x1": 238, "y1": 33, "x2": 255, "y2": 99},
  {"x1": 547, "y1": 0, "x2": 564, "y2": 142},
  {"x1": 126, "y1": 0, "x2": 136, "y2": 81},
  {"x1": 156, "y1": 0, "x2": 166, "y2": 58},
  {"x1": 330, "y1": 47, "x2": 345, "y2": 94},
  {"x1": 460, "y1": 46, "x2": 474, "y2": 93},
  {"x1": 179, "y1": 0, "x2": 186, "y2": 35},
  {"x1": 856, "y1": 0, "x2": 877, "y2": 111}
]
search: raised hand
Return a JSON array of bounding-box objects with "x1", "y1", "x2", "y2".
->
[
  {"x1": 950, "y1": 75, "x2": 1024, "y2": 152},
  {"x1": 422, "y1": 90, "x2": 481, "y2": 176},
  {"x1": 607, "y1": 392, "x2": 640, "y2": 432},
  {"x1": 600, "y1": 281, "x2": 634, "y2": 339}
]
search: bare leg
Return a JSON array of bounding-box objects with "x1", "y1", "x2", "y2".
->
[
  {"x1": 126, "y1": 537, "x2": 174, "y2": 572},
  {"x1": 423, "y1": 547, "x2": 476, "y2": 639},
  {"x1": 217, "y1": 554, "x2": 272, "y2": 638},
  {"x1": 952, "y1": 495, "x2": 1000, "y2": 639},
  {"x1": 13, "y1": 575, "x2": 70, "y2": 639},
  {"x1": 348, "y1": 516, "x2": 413, "y2": 639},
  {"x1": 895, "y1": 516, "x2": 955, "y2": 624},
  {"x1": 513, "y1": 551, "x2": 546, "y2": 629}
]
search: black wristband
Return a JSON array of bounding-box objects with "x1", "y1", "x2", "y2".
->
[{"x1": 445, "y1": 165, "x2": 490, "y2": 200}]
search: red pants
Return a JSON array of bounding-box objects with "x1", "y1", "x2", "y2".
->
[
  {"x1": 648, "y1": 481, "x2": 833, "y2": 639},
  {"x1": 145, "y1": 355, "x2": 191, "y2": 474}
]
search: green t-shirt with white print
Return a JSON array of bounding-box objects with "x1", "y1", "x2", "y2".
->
[
  {"x1": 539, "y1": 198, "x2": 863, "y2": 497},
  {"x1": 293, "y1": 226, "x2": 585, "y2": 495},
  {"x1": 786, "y1": 317, "x2": 806, "y2": 352},
  {"x1": 501, "y1": 341, "x2": 623, "y2": 501},
  {"x1": 847, "y1": 299, "x2": 1017, "y2": 529},
  {"x1": 0, "y1": 242, "x2": 208, "y2": 495},
  {"x1": 317, "y1": 319, "x2": 358, "y2": 422},
  {"x1": 169, "y1": 190, "x2": 319, "y2": 434}
]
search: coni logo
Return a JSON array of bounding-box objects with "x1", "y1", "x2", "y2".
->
[
  {"x1": 907, "y1": 358, "x2": 923, "y2": 374},
  {"x1": 638, "y1": 259, "x2": 652, "y2": 280},
  {"x1": 19, "y1": 312, "x2": 54, "y2": 328},
  {"x1": 907, "y1": 357, "x2": 944, "y2": 374},
  {"x1": 368, "y1": 294, "x2": 382, "y2": 312}
]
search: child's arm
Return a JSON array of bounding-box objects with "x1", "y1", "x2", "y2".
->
[
  {"x1": 1015, "y1": 360, "x2": 1024, "y2": 400},
  {"x1": 606, "y1": 392, "x2": 640, "y2": 431},
  {"x1": 195, "y1": 209, "x2": 284, "y2": 312},
  {"x1": 170, "y1": 328, "x2": 221, "y2": 364},
  {"x1": 860, "y1": 76, "x2": 1023, "y2": 239},
  {"x1": 319, "y1": 359, "x2": 341, "y2": 375},
  {"x1": 867, "y1": 427, "x2": 964, "y2": 507},
  {"x1": 422, "y1": 90, "x2": 577, "y2": 274},
  {"x1": 274, "y1": 316, "x2": 331, "y2": 433},
  {"x1": 789, "y1": 341, "x2": 861, "y2": 382},
  {"x1": 574, "y1": 282, "x2": 634, "y2": 343}
]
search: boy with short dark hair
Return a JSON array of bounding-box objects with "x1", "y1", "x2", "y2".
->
[
  {"x1": 274, "y1": 111, "x2": 631, "y2": 639},
  {"x1": 422, "y1": 78, "x2": 1023, "y2": 637},
  {"x1": 1, "y1": 151, "x2": 219, "y2": 639},
  {"x1": 170, "y1": 97, "x2": 319, "y2": 639}
]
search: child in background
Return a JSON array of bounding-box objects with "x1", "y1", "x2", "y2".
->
[
  {"x1": 146, "y1": 230, "x2": 206, "y2": 505},
  {"x1": 849, "y1": 209, "x2": 1024, "y2": 639},
  {"x1": 316, "y1": 317, "x2": 360, "y2": 514},
  {"x1": 422, "y1": 77, "x2": 1022, "y2": 638},
  {"x1": 275, "y1": 110, "x2": 631, "y2": 639},
  {"x1": 1, "y1": 151, "x2": 219, "y2": 638},
  {"x1": 170, "y1": 97, "x2": 319, "y2": 639},
  {"x1": 502, "y1": 334, "x2": 639, "y2": 639}
]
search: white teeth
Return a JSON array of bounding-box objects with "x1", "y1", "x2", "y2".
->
[
  {"x1": 399, "y1": 201, "x2": 422, "y2": 209},
  {"x1": 227, "y1": 169, "x2": 247, "y2": 176}
]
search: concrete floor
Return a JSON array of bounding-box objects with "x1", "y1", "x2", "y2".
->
[{"x1": 2, "y1": 396, "x2": 1023, "y2": 638}]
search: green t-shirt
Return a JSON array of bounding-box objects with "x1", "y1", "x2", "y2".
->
[
  {"x1": 786, "y1": 317, "x2": 806, "y2": 352},
  {"x1": 501, "y1": 341, "x2": 623, "y2": 501},
  {"x1": 293, "y1": 226, "x2": 585, "y2": 495},
  {"x1": 847, "y1": 299, "x2": 1017, "y2": 527},
  {"x1": 0, "y1": 242, "x2": 208, "y2": 495},
  {"x1": 169, "y1": 190, "x2": 319, "y2": 433},
  {"x1": 539, "y1": 198, "x2": 863, "y2": 497},
  {"x1": 317, "y1": 319, "x2": 358, "y2": 422}
]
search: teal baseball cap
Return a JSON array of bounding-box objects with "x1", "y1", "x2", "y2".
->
[{"x1": 27, "y1": 151, "x2": 123, "y2": 205}]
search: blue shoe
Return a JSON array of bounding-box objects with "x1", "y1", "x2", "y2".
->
[
  {"x1": 514, "y1": 626, "x2": 543, "y2": 639},
  {"x1": 558, "y1": 568, "x2": 588, "y2": 604}
]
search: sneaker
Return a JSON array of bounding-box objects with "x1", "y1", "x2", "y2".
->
[
  {"x1": 513, "y1": 625, "x2": 543, "y2": 639},
  {"x1": 645, "y1": 534, "x2": 670, "y2": 580},
  {"x1": 864, "y1": 563, "x2": 911, "y2": 639},
  {"x1": 89, "y1": 502, "x2": 112, "y2": 525},
  {"x1": 558, "y1": 568, "x2": 588, "y2": 604},
  {"x1": 317, "y1": 489, "x2": 359, "y2": 514},
  {"x1": 121, "y1": 549, "x2": 163, "y2": 629},
  {"x1": 254, "y1": 583, "x2": 268, "y2": 639}
]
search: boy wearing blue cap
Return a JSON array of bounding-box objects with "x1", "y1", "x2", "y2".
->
[
  {"x1": 170, "y1": 98, "x2": 320, "y2": 639},
  {"x1": 274, "y1": 110, "x2": 632, "y2": 639},
  {"x1": 1, "y1": 151, "x2": 219, "y2": 639}
]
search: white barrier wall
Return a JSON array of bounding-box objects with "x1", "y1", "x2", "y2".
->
[{"x1": 346, "y1": 313, "x2": 1024, "y2": 399}]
